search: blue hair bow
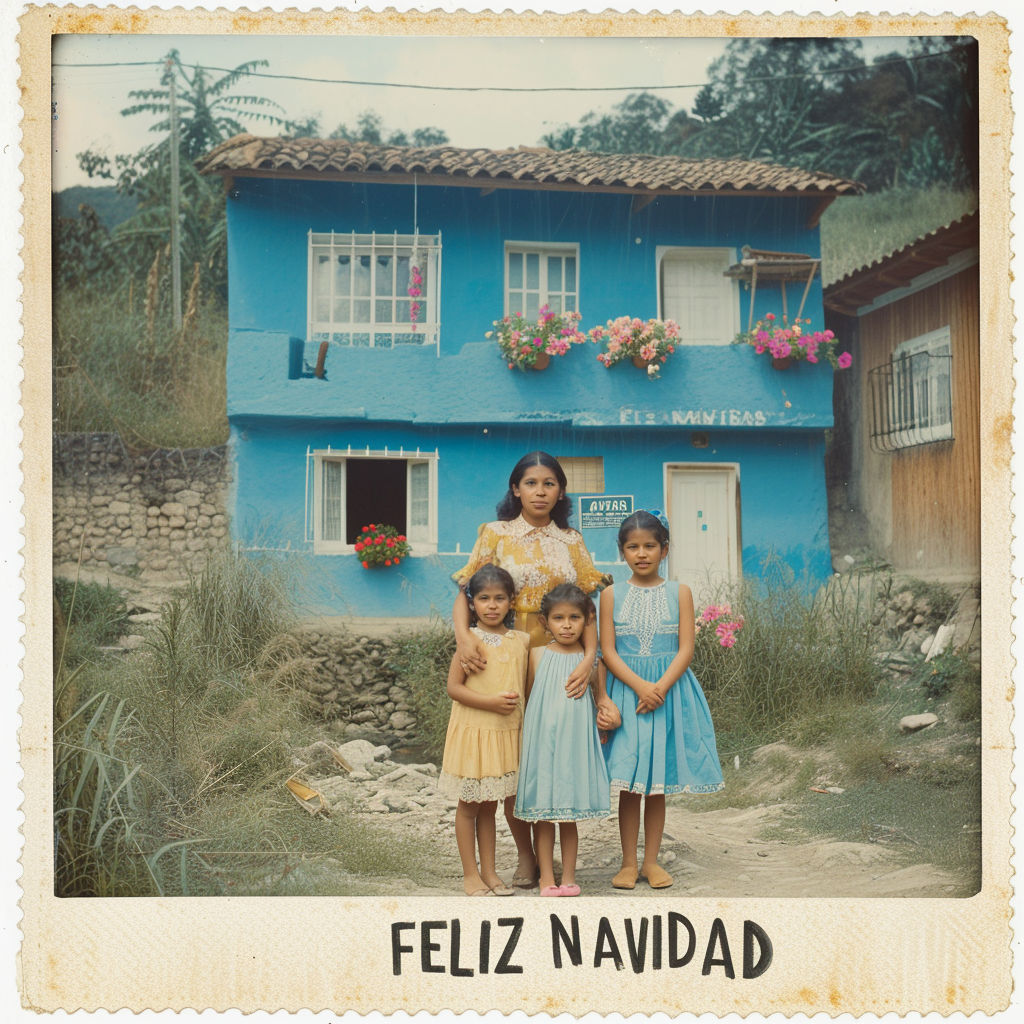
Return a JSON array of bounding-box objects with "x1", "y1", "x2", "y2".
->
[{"x1": 646, "y1": 508, "x2": 670, "y2": 530}]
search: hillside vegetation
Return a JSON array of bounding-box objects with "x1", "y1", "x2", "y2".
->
[{"x1": 820, "y1": 186, "x2": 978, "y2": 286}]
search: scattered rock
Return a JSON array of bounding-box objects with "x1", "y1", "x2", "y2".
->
[
  {"x1": 898, "y1": 713, "x2": 939, "y2": 734},
  {"x1": 756, "y1": 851, "x2": 769, "y2": 858},
  {"x1": 117, "y1": 634, "x2": 146, "y2": 650},
  {"x1": 826, "y1": 787, "x2": 845, "y2": 795},
  {"x1": 335, "y1": 739, "x2": 381, "y2": 770},
  {"x1": 128, "y1": 611, "x2": 162, "y2": 624}
]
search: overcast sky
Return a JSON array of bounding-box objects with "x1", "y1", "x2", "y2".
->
[{"x1": 52, "y1": 34, "x2": 915, "y2": 192}]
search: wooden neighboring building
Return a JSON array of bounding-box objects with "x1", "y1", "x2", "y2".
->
[{"x1": 824, "y1": 212, "x2": 980, "y2": 576}]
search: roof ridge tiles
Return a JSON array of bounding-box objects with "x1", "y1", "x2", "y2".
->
[{"x1": 196, "y1": 133, "x2": 864, "y2": 196}]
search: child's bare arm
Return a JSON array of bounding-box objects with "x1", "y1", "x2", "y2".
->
[
  {"x1": 447, "y1": 655, "x2": 519, "y2": 715},
  {"x1": 524, "y1": 646, "x2": 544, "y2": 704},
  {"x1": 592, "y1": 661, "x2": 621, "y2": 731},
  {"x1": 653, "y1": 583, "x2": 697, "y2": 697},
  {"x1": 599, "y1": 588, "x2": 650, "y2": 694}
]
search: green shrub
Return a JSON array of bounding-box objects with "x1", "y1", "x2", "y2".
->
[
  {"x1": 390, "y1": 622, "x2": 457, "y2": 762},
  {"x1": 911, "y1": 650, "x2": 979, "y2": 702}
]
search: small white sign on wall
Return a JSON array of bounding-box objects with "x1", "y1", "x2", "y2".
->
[{"x1": 578, "y1": 495, "x2": 634, "y2": 530}]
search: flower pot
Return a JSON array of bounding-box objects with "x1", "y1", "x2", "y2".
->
[
  {"x1": 632, "y1": 356, "x2": 652, "y2": 369},
  {"x1": 771, "y1": 356, "x2": 794, "y2": 370},
  {"x1": 531, "y1": 351, "x2": 551, "y2": 371}
]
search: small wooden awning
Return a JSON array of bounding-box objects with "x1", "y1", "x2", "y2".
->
[{"x1": 725, "y1": 246, "x2": 822, "y2": 330}]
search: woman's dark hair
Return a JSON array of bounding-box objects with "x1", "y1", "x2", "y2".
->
[
  {"x1": 495, "y1": 451, "x2": 573, "y2": 530},
  {"x1": 539, "y1": 583, "x2": 594, "y2": 623},
  {"x1": 465, "y1": 564, "x2": 517, "y2": 628},
  {"x1": 617, "y1": 510, "x2": 670, "y2": 552}
]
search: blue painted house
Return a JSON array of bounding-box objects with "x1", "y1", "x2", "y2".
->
[{"x1": 199, "y1": 136, "x2": 862, "y2": 616}]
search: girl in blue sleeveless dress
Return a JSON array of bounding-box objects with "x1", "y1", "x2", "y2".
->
[
  {"x1": 600, "y1": 511, "x2": 724, "y2": 890},
  {"x1": 515, "y1": 584, "x2": 617, "y2": 896}
]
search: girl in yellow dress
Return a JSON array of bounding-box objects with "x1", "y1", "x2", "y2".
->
[
  {"x1": 451, "y1": 451, "x2": 611, "y2": 888},
  {"x1": 439, "y1": 565, "x2": 530, "y2": 896}
]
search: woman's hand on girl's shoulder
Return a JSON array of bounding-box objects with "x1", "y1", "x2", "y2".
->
[{"x1": 456, "y1": 632, "x2": 489, "y2": 674}]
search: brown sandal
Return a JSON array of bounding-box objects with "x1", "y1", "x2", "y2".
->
[
  {"x1": 612, "y1": 866, "x2": 639, "y2": 889},
  {"x1": 641, "y1": 864, "x2": 674, "y2": 888}
]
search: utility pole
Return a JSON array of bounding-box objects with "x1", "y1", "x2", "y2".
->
[{"x1": 166, "y1": 55, "x2": 182, "y2": 329}]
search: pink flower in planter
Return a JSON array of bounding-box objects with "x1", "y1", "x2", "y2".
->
[{"x1": 837, "y1": 351, "x2": 853, "y2": 369}]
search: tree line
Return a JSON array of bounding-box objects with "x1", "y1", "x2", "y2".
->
[{"x1": 54, "y1": 38, "x2": 977, "y2": 306}]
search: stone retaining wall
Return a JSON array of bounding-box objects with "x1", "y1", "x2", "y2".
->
[
  {"x1": 292, "y1": 629, "x2": 422, "y2": 746},
  {"x1": 53, "y1": 433, "x2": 232, "y2": 574}
]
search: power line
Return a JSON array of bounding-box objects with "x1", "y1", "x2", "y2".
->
[{"x1": 52, "y1": 46, "x2": 967, "y2": 95}]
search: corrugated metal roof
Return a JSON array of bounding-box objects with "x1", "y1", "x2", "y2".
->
[
  {"x1": 823, "y1": 212, "x2": 979, "y2": 315},
  {"x1": 197, "y1": 134, "x2": 864, "y2": 197}
]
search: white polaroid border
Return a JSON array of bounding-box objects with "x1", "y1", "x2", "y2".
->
[{"x1": 10, "y1": 2, "x2": 1018, "y2": 1016}]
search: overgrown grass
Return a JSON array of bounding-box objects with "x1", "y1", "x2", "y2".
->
[
  {"x1": 53, "y1": 285, "x2": 228, "y2": 449},
  {"x1": 54, "y1": 554, "x2": 353, "y2": 896},
  {"x1": 693, "y1": 559, "x2": 882, "y2": 745},
  {"x1": 820, "y1": 185, "x2": 978, "y2": 285},
  {"x1": 390, "y1": 621, "x2": 457, "y2": 762},
  {"x1": 53, "y1": 576, "x2": 130, "y2": 668}
]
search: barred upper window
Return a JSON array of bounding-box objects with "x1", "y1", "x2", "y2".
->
[{"x1": 308, "y1": 231, "x2": 441, "y2": 349}]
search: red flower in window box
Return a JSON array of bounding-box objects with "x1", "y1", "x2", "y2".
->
[{"x1": 355, "y1": 523, "x2": 412, "y2": 568}]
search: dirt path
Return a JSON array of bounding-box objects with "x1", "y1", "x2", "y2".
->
[{"x1": 284, "y1": 741, "x2": 959, "y2": 899}]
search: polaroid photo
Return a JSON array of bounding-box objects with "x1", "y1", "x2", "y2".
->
[{"x1": 13, "y1": 3, "x2": 1016, "y2": 1015}]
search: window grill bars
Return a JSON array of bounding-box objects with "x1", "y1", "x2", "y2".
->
[{"x1": 867, "y1": 351, "x2": 954, "y2": 453}]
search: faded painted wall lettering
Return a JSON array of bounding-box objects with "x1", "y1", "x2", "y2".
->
[{"x1": 618, "y1": 408, "x2": 769, "y2": 427}]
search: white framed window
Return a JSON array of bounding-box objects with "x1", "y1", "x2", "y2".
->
[
  {"x1": 889, "y1": 327, "x2": 953, "y2": 447},
  {"x1": 504, "y1": 242, "x2": 579, "y2": 320},
  {"x1": 656, "y1": 246, "x2": 739, "y2": 345},
  {"x1": 556, "y1": 456, "x2": 605, "y2": 494},
  {"x1": 308, "y1": 231, "x2": 441, "y2": 349},
  {"x1": 305, "y1": 446, "x2": 439, "y2": 555}
]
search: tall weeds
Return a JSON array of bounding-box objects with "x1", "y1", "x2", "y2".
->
[
  {"x1": 693, "y1": 559, "x2": 883, "y2": 744},
  {"x1": 54, "y1": 554, "x2": 318, "y2": 897},
  {"x1": 53, "y1": 284, "x2": 228, "y2": 449}
]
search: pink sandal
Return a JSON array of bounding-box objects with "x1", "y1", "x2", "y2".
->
[
  {"x1": 539, "y1": 885, "x2": 562, "y2": 897},
  {"x1": 557, "y1": 883, "x2": 581, "y2": 897}
]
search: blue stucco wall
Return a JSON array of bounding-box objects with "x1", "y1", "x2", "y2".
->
[
  {"x1": 225, "y1": 175, "x2": 837, "y2": 614},
  {"x1": 227, "y1": 177, "x2": 826, "y2": 350},
  {"x1": 231, "y1": 417, "x2": 831, "y2": 617}
]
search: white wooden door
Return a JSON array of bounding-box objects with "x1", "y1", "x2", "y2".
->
[{"x1": 667, "y1": 466, "x2": 739, "y2": 600}]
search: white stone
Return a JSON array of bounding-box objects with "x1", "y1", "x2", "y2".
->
[
  {"x1": 898, "y1": 713, "x2": 939, "y2": 734},
  {"x1": 372, "y1": 744, "x2": 392, "y2": 761},
  {"x1": 108, "y1": 501, "x2": 131, "y2": 515},
  {"x1": 336, "y1": 739, "x2": 380, "y2": 770},
  {"x1": 160, "y1": 502, "x2": 186, "y2": 517},
  {"x1": 176, "y1": 490, "x2": 202, "y2": 507}
]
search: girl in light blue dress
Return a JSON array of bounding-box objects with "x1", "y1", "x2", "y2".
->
[
  {"x1": 515, "y1": 584, "x2": 619, "y2": 897},
  {"x1": 600, "y1": 511, "x2": 724, "y2": 891}
]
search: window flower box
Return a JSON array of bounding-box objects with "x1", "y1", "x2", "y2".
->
[{"x1": 487, "y1": 305, "x2": 586, "y2": 371}]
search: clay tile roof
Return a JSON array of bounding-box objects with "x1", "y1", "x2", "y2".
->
[
  {"x1": 197, "y1": 134, "x2": 864, "y2": 197},
  {"x1": 823, "y1": 211, "x2": 979, "y2": 315}
]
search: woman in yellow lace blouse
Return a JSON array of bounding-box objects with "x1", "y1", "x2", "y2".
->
[{"x1": 451, "y1": 451, "x2": 611, "y2": 886}]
